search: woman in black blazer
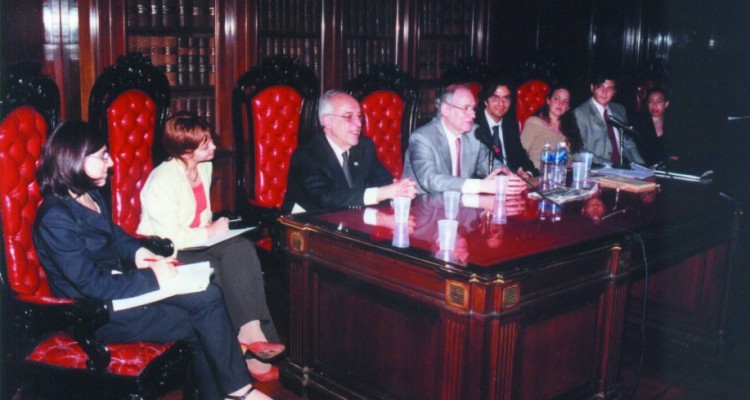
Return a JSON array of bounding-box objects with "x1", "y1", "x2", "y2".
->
[
  {"x1": 632, "y1": 87, "x2": 678, "y2": 166},
  {"x1": 32, "y1": 121, "x2": 270, "y2": 400}
]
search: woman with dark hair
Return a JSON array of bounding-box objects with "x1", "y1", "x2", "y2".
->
[
  {"x1": 521, "y1": 85, "x2": 584, "y2": 169},
  {"x1": 632, "y1": 87, "x2": 677, "y2": 165},
  {"x1": 137, "y1": 112, "x2": 283, "y2": 382},
  {"x1": 32, "y1": 120, "x2": 270, "y2": 400}
]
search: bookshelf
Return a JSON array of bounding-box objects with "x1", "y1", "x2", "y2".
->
[
  {"x1": 414, "y1": 0, "x2": 478, "y2": 123},
  {"x1": 125, "y1": 0, "x2": 216, "y2": 125},
  {"x1": 82, "y1": 0, "x2": 487, "y2": 211},
  {"x1": 341, "y1": 0, "x2": 399, "y2": 82},
  {"x1": 255, "y1": 0, "x2": 322, "y2": 77}
]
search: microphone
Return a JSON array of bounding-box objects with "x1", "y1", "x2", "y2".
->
[
  {"x1": 605, "y1": 113, "x2": 635, "y2": 132},
  {"x1": 475, "y1": 128, "x2": 498, "y2": 170},
  {"x1": 474, "y1": 128, "x2": 501, "y2": 155}
]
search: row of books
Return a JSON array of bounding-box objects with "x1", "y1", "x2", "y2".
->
[
  {"x1": 343, "y1": 39, "x2": 396, "y2": 81},
  {"x1": 171, "y1": 96, "x2": 215, "y2": 124},
  {"x1": 342, "y1": 0, "x2": 398, "y2": 37},
  {"x1": 419, "y1": 0, "x2": 474, "y2": 37},
  {"x1": 416, "y1": 40, "x2": 472, "y2": 80},
  {"x1": 128, "y1": 35, "x2": 215, "y2": 87},
  {"x1": 417, "y1": 88, "x2": 438, "y2": 121},
  {"x1": 258, "y1": 37, "x2": 320, "y2": 77},
  {"x1": 258, "y1": 0, "x2": 319, "y2": 34},
  {"x1": 127, "y1": 0, "x2": 215, "y2": 30}
]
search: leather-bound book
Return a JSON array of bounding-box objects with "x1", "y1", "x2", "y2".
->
[
  {"x1": 162, "y1": 0, "x2": 177, "y2": 28},
  {"x1": 164, "y1": 36, "x2": 178, "y2": 86}
]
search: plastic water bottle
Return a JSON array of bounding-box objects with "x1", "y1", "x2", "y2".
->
[
  {"x1": 553, "y1": 142, "x2": 568, "y2": 188},
  {"x1": 538, "y1": 199, "x2": 561, "y2": 222},
  {"x1": 540, "y1": 143, "x2": 553, "y2": 190}
]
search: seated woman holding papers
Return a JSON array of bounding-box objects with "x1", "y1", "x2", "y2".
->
[
  {"x1": 33, "y1": 120, "x2": 270, "y2": 399},
  {"x1": 137, "y1": 112, "x2": 284, "y2": 382}
]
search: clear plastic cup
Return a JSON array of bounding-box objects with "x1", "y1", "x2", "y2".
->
[
  {"x1": 437, "y1": 219, "x2": 458, "y2": 251},
  {"x1": 392, "y1": 222, "x2": 410, "y2": 248},
  {"x1": 572, "y1": 161, "x2": 586, "y2": 181},
  {"x1": 393, "y1": 197, "x2": 411, "y2": 224},
  {"x1": 579, "y1": 152, "x2": 593, "y2": 172},
  {"x1": 443, "y1": 191, "x2": 460, "y2": 219}
]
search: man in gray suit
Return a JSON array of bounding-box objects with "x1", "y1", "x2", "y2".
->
[
  {"x1": 403, "y1": 84, "x2": 526, "y2": 194},
  {"x1": 574, "y1": 72, "x2": 645, "y2": 166}
]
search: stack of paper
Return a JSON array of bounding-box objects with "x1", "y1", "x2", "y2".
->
[{"x1": 112, "y1": 261, "x2": 214, "y2": 311}]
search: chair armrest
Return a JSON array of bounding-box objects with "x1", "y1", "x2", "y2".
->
[
  {"x1": 7, "y1": 293, "x2": 112, "y2": 372},
  {"x1": 137, "y1": 235, "x2": 175, "y2": 257},
  {"x1": 68, "y1": 297, "x2": 112, "y2": 372}
]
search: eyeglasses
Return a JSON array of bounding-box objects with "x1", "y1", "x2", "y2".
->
[
  {"x1": 327, "y1": 113, "x2": 365, "y2": 124},
  {"x1": 86, "y1": 151, "x2": 111, "y2": 163},
  {"x1": 488, "y1": 95, "x2": 512, "y2": 103},
  {"x1": 443, "y1": 101, "x2": 476, "y2": 114}
]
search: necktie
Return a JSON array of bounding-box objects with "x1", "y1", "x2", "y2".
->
[
  {"x1": 492, "y1": 125, "x2": 504, "y2": 163},
  {"x1": 604, "y1": 109, "x2": 621, "y2": 165},
  {"x1": 342, "y1": 151, "x2": 354, "y2": 188},
  {"x1": 455, "y1": 137, "x2": 461, "y2": 177}
]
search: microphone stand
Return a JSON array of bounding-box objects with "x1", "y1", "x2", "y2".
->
[{"x1": 607, "y1": 115, "x2": 641, "y2": 169}]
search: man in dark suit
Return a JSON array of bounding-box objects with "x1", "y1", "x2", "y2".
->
[
  {"x1": 475, "y1": 79, "x2": 539, "y2": 176},
  {"x1": 282, "y1": 90, "x2": 416, "y2": 214},
  {"x1": 574, "y1": 72, "x2": 645, "y2": 166}
]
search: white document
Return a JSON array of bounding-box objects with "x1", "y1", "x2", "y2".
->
[
  {"x1": 111, "y1": 261, "x2": 214, "y2": 311},
  {"x1": 180, "y1": 227, "x2": 256, "y2": 251}
]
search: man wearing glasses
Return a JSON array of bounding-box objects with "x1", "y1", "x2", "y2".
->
[
  {"x1": 283, "y1": 90, "x2": 416, "y2": 214},
  {"x1": 403, "y1": 84, "x2": 526, "y2": 194}
]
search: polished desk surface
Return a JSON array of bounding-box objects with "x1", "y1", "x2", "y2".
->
[
  {"x1": 281, "y1": 179, "x2": 734, "y2": 277},
  {"x1": 279, "y1": 179, "x2": 737, "y2": 400}
]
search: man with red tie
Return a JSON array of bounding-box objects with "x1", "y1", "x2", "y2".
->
[{"x1": 574, "y1": 72, "x2": 645, "y2": 166}]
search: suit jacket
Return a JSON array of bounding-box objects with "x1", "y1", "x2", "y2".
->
[
  {"x1": 475, "y1": 111, "x2": 539, "y2": 176},
  {"x1": 282, "y1": 132, "x2": 393, "y2": 213},
  {"x1": 402, "y1": 117, "x2": 493, "y2": 194},
  {"x1": 574, "y1": 98, "x2": 645, "y2": 165},
  {"x1": 33, "y1": 190, "x2": 159, "y2": 301},
  {"x1": 631, "y1": 112, "x2": 674, "y2": 166},
  {"x1": 138, "y1": 158, "x2": 213, "y2": 253}
]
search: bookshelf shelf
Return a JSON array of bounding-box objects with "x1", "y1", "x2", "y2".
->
[{"x1": 125, "y1": 0, "x2": 216, "y2": 125}]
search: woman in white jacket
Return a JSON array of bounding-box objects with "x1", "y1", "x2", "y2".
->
[{"x1": 138, "y1": 112, "x2": 283, "y2": 382}]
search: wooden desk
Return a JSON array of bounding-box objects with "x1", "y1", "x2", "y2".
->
[{"x1": 278, "y1": 181, "x2": 738, "y2": 400}]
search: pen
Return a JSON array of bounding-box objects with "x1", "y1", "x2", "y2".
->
[
  {"x1": 144, "y1": 258, "x2": 183, "y2": 266},
  {"x1": 227, "y1": 218, "x2": 242, "y2": 223}
]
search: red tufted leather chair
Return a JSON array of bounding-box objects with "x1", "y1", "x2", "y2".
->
[
  {"x1": 0, "y1": 63, "x2": 192, "y2": 399},
  {"x1": 88, "y1": 53, "x2": 171, "y2": 235},
  {"x1": 344, "y1": 64, "x2": 418, "y2": 178},
  {"x1": 516, "y1": 79, "x2": 550, "y2": 130},
  {"x1": 232, "y1": 55, "x2": 319, "y2": 253}
]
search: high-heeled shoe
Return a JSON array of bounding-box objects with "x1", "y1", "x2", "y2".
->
[
  {"x1": 240, "y1": 341, "x2": 286, "y2": 361},
  {"x1": 249, "y1": 365, "x2": 279, "y2": 382}
]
